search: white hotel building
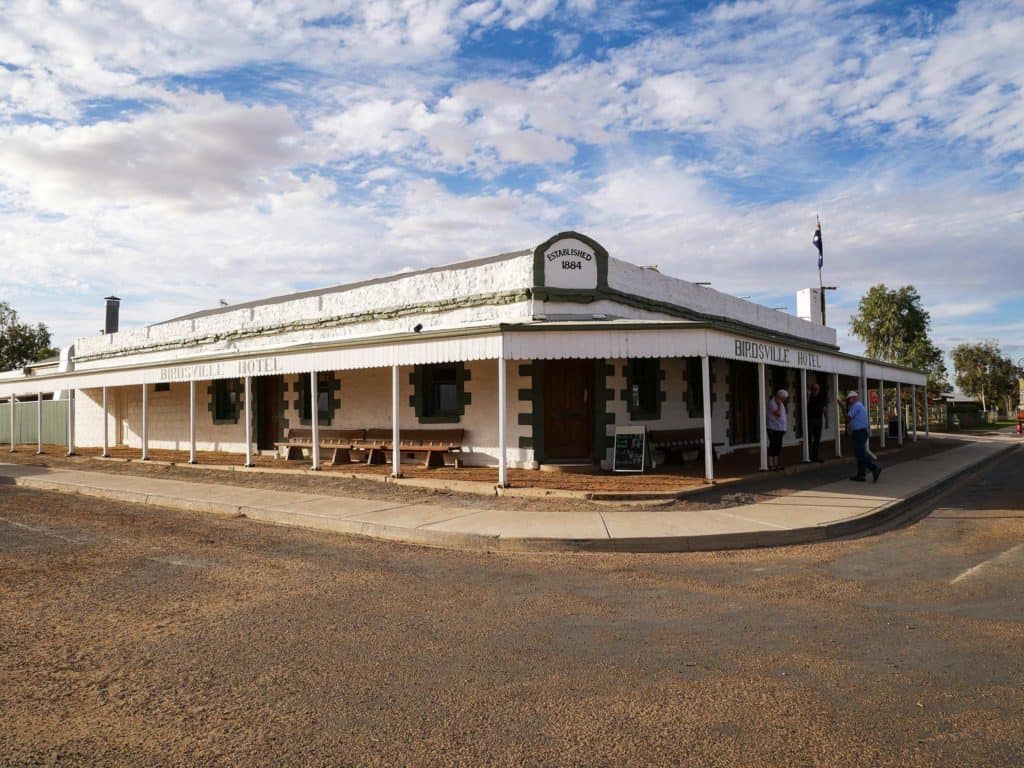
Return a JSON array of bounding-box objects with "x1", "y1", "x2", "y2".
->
[{"x1": 0, "y1": 232, "x2": 927, "y2": 484}]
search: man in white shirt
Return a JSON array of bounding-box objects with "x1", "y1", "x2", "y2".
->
[{"x1": 766, "y1": 389, "x2": 789, "y2": 471}]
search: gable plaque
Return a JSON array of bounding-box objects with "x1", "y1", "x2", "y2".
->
[
  {"x1": 542, "y1": 237, "x2": 598, "y2": 289},
  {"x1": 533, "y1": 231, "x2": 609, "y2": 292}
]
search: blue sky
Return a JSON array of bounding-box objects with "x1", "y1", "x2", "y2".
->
[{"x1": 0, "y1": 0, "x2": 1021, "y2": 372}]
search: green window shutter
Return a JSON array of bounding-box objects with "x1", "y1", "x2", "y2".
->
[{"x1": 412, "y1": 362, "x2": 467, "y2": 423}]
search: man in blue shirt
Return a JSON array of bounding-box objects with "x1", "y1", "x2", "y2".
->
[{"x1": 846, "y1": 391, "x2": 881, "y2": 482}]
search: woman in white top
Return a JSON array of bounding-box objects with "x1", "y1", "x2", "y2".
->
[{"x1": 766, "y1": 389, "x2": 789, "y2": 471}]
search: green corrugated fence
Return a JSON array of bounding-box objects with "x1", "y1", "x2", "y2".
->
[{"x1": 0, "y1": 400, "x2": 68, "y2": 446}]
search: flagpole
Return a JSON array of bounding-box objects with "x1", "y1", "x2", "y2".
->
[{"x1": 816, "y1": 214, "x2": 825, "y2": 325}]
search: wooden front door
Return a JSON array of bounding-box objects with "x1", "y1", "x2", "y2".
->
[
  {"x1": 729, "y1": 361, "x2": 759, "y2": 445},
  {"x1": 543, "y1": 359, "x2": 594, "y2": 460},
  {"x1": 256, "y1": 375, "x2": 284, "y2": 450}
]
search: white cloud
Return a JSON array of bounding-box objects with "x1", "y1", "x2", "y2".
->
[
  {"x1": 499, "y1": 0, "x2": 560, "y2": 30},
  {"x1": 638, "y1": 72, "x2": 717, "y2": 131},
  {"x1": 930, "y1": 300, "x2": 999, "y2": 320},
  {"x1": 314, "y1": 75, "x2": 595, "y2": 171},
  {"x1": 552, "y1": 31, "x2": 582, "y2": 58},
  {"x1": 0, "y1": 65, "x2": 81, "y2": 121},
  {"x1": 0, "y1": 172, "x2": 390, "y2": 332},
  {"x1": 383, "y1": 178, "x2": 556, "y2": 257},
  {"x1": 0, "y1": 0, "x2": 597, "y2": 127},
  {"x1": 316, "y1": 98, "x2": 429, "y2": 156},
  {"x1": 0, "y1": 94, "x2": 300, "y2": 211}
]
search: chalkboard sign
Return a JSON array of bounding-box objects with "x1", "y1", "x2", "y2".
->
[{"x1": 613, "y1": 426, "x2": 647, "y2": 473}]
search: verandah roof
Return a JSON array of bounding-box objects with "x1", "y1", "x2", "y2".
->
[{"x1": 0, "y1": 321, "x2": 927, "y2": 397}]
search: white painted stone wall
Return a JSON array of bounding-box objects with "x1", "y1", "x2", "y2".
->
[
  {"x1": 597, "y1": 358, "x2": 841, "y2": 467},
  {"x1": 73, "y1": 301, "x2": 534, "y2": 372},
  {"x1": 76, "y1": 388, "x2": 119, "y2": 448},
  {"x1": 607, "y1": 259, "x2": 837, "y2": 346},
  {"x1": 74, "y1": 252, "x2": 536, "y2": 366},
  {"x1": 72, "y1": 360, "x2": 840, "y2": 465},
  {"x1": 602, "y1": 357, "x2": 729, "y2": 468},
  {"x1": 278, "y1": 362, "x2": 533, "y2": 467},
  {"x1": 76, "y1": 382, "x2": 248, "y2": 452},
  {"x1": 75, "y1": 362, "x2": 535, "y2": 467},
  {"x1": 72, "y1": 246, "x2": 837, "y2": 372},
  {"x1": 457, "y1": 359, "x2": 534, "y2": 468}
]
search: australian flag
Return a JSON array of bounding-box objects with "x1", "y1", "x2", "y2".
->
[{"x1": 812, "y1": 222, "x2": 823, "y2": 269}]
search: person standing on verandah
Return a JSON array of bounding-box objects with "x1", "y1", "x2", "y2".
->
[
  {"x1": 766, "y1": 389, "x2": 789, "y2": 472},
  {"x1": 807, "y1": 381, "x2": 827, "y2": 463},
  {"x1": 846, "y1": 390, "x2": 882, "y2": 483}
]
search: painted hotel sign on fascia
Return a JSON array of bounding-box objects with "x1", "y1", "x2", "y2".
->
[
  {"x1": 707, "y1": 334, "x2": 827, "y2": 370},
  {"x1": 158, "y1": 356, "x2": 282, "y2": 382},
  {"x1": 541, "y1": 237, "x2": 599, "y2": 290},
  {"x1": 732, "y1": 339, "x2": 824, "y2": 369}
]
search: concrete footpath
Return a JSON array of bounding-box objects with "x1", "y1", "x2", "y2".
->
[{"x1": 1, "y1": 438, "x2": 1017, "y2": 552}]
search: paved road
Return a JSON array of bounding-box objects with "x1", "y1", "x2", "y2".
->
[{"x1": 1, "y1": 449, "x2": 1022, "y2": 767}]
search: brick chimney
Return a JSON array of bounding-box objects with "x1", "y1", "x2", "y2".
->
[{"x1": 104, "y1": 296, "x2": 120, "y2": 334}]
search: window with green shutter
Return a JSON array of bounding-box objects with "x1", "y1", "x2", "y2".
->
[
  {"x1": 297, "y1": 373, "x2": 332, "y2": 426},
  {"x1": 210, "y1": 379, "x2": 240, "y2": 424},
  {"x1": 411, "y1": 363, "x2": 469, "y2": 423},
  {"x1": 625, "y1": 358, "x2": 661, "y2": 420}
]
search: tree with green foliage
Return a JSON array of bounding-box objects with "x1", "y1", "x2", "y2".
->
[
  {"x1": 0, "y1": 302, "x2": 57, "y2": 372},
  {"x1": 849, "y1": 284, "x2": 949, "y2": 391},
  {"x1": 950, "y1": 340, "x2": 1021, "y2": 414}
]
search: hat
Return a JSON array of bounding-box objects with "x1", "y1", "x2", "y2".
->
[
  {"x1": 776, "y1": 389, "x2": 789, "y2": 399},
  {"x1": 846, "y1": 390, "x2": 859, "y2": 399}
]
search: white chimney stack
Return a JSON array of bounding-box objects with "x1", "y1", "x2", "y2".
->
[{"x1": 797, "y1": 288, "x2": 823, "y2": 325}]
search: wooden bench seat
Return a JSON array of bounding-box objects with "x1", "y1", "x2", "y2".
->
[
  {"x1": 647, "y1": 427, "x2": 723, "y2": 464},
  {"x1": 354, "y1": 428, "x2": 466, "y2": 468},
  {"x1": 277, "y1": 427, "x2": 468, "y2": 468},
  {"x1": 274, "y1": 427, "x2": 365, "y2": 466}
]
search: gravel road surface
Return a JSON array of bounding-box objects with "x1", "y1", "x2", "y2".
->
[{"x1": 1, "y1": 448, "x2": 1021, "y2": 767}]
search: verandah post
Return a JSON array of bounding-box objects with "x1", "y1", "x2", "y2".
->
[
  {"x1": 758, "y1": 362, "x2": 768, "y2": 471},
  {"x1": 833, "y1": 372, "x2": 842, "y2": 457},
  {"x1": 36, "y1": 391, "x2": 43, "y2": 454},
  {"x1": 800, "y1": 368, "x2": 809, "y2": 463},
  {"x1": 66, "y1": 390, "x2": 76, "y2": 456},
  {"x1": 8, "y1": 393, "x2": 15, "y2": 452},
  {"x1": 102, "y1": 386, "x2": 109, "y2": 457},
  {"x1": 497, "y1": 351, "x2": 508, "y2": 488},
  {"x1": 189, "y1": 380, "x2": 197, "y2": 463},
  {"x1": 858, "y1": 365, "x2": 868, "y2": 453},
  {"x1": 896, "y1": 381, "x2": 903, "y2": 446},
  {"x1": 391, "y1": 364, "x2": 401, "y2": 478},
  {"x1": 879, "y1": 378, "x2": 886, "y2": 449},
  {"x1": 701, "y1": 355, "x2": 714, "y2": 483},
  {"x1": 243, "y1": 375, "x2": 254, "y2": 467},
  {"x1": 911, "y1": 383, "x2": 918, "y2": 442},
  {"x1": 310, "y1": 371, "x2": 321, "y2": 471},
  {"x1": 141, "y1": 384, "x2": 149, "y2": 460}
]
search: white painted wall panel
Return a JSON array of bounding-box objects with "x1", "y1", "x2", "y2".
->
[
  {"x1": 608, "y1": 258, "x2": 838, "y2": 347},
  {"x1": 75, "y1": 253, "x2": 535, "y2": 361},
  {"x1": 76, "y1": 382, "x2": 247, "y2": 452}
]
